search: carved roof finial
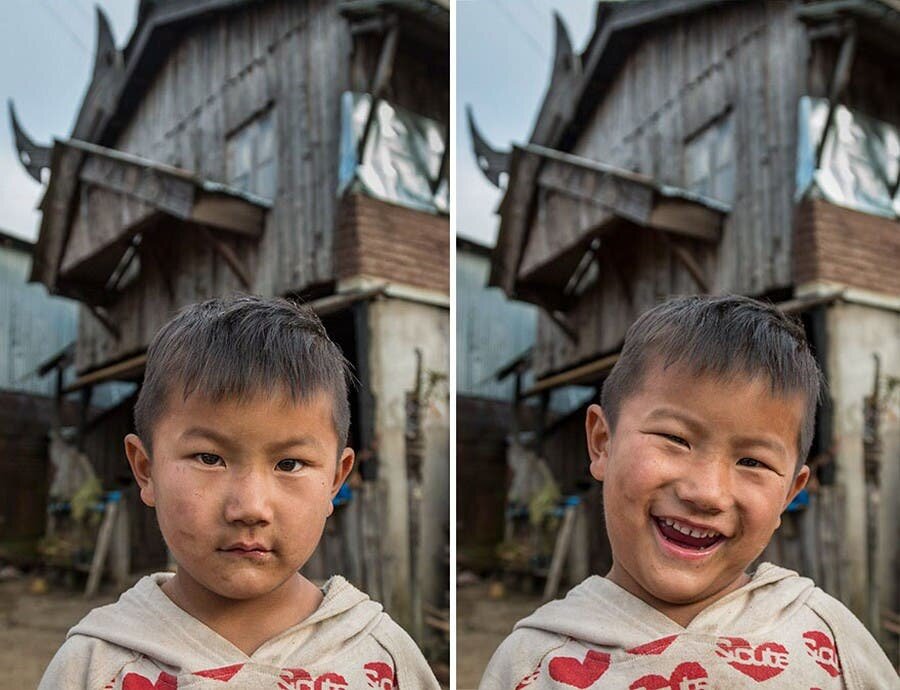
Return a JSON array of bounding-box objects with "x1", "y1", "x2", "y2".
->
[
  {"x1": 92, "y1": 6, "x2": 121, "y2": 79},
  {"x1": 466, "y1": 105, "x2": 510, "y2": 189},
  {"x1": 552, "y1": 12, "x2": 575, "y2": 73},
  {"x1": 7, "y1": 100, "x2": 51, "y2": 183}
]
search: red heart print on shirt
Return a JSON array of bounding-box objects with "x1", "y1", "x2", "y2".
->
[
  {"x1": 122, "y1": 672, "x2": 178, "y2": 690},
  {"x1": 193, "y1": 664, "x2": 244, "y2": 681},
  {"x1": 548, "y1": 649, "x2": 611, "y2": 688},
  {"x1": 314, "y1": 673, "x2": 348, "y2": 690},
  {"x1": 629, "y1": 662, "x2": 709, "y2": 690},
  {"x1": 278, "y1": 668, "x2": 313, "y2": 690},
  {"x1": 364, "y1": 661, "x2": 395, "y2": 689},
  {"x1": 626, "y1": 636, "x2": 679, "y2": 656},
  {"x1": 716, "y1": 637, "x2": 789, "y2": 681},
  {"x1": 803, "y1": 630, "x2": 841, "y2": 677}
]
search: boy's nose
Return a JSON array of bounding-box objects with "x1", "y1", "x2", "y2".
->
[
  {"x1": 674, "y1": 458, "x2": 734, "y2": 513},
  {"x1": 223, "y1": 470, "x2": 275, "y2": 525}
]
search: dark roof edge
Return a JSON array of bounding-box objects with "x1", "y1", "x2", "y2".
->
[{"x1": 0, "y1": 228, "x2": 34, "y2": 253}]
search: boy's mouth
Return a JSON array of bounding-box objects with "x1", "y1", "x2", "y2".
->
[
  {"x1": 219, "y1": 541, "x2": 274, "y2": 559},
  {"x1": 653, "y1": 517, "x2": 725, "y2": 551}
]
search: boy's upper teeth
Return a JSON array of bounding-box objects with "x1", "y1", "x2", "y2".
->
[{"x1": 662, "y1": 517, "x2": 720, "y2": 539}]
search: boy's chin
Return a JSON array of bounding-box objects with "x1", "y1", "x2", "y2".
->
[
  {"x1": 176, "y1": 562, "x2": 302, "y2": 602},
  {"x1": 644, "y1": 568, "x2": 748, "y2": 606}
]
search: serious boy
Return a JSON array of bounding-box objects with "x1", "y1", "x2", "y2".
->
[
  {"x1": 480, "y1": 295, "x2": 896, "y2": 689},
  {"x1": 40, "y1": 296, "x2": 438, "y2": 689}
]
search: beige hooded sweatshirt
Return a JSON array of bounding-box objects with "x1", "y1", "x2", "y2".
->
[
  {"x1": 39, "y1": 573, "x2": 438, "y2": 689},
  {"x1": 479, "y1": 564, "x2": 897, "y2": 690}
]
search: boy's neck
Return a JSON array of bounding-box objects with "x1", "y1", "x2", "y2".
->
[
  {"x1": 606, "y1": 564, "x2": 751, "y2": 628},
  {"x1": 160, "y1": 570, "x2": 324, "y2": 656}
]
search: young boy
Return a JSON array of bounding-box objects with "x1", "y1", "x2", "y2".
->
[
  {"x1": 480, "y1": 295, "x2": 897, "y2": 689},
  {"x1": 40, "y1": 296, "x2": 439, "y2": 689}
]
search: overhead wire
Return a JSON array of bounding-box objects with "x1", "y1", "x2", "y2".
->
[
  {"x1": 36, "y1": 0, "x2": 91, "y2": 55},
  {"x1": 493, "y1": 0, "x2": 548, "y2": 61}
]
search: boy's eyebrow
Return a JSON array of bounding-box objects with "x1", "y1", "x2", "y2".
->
[
  {"x1": 180, "y1": 427, "x2": 324, "y2": 453},
  {"x1": 181, "y1": 427, "x2": 237, "y2": 448},
  {"x1": 644, "y1": 407, "x2": 706, "y2": 434},
  {"x1": 645, "y1": 409, "x2": 790, "y2": 457},
  {"x1": 264, "y1": 435, "x2": 325, "y2": 453},
  {"x1": 729, "y1": 434, "x2": 788, "y2": 457}
]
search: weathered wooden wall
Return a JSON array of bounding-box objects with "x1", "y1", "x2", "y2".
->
[
  {"x1": 457, "y1": 396, "x2": 513, "y2": 569},
  {"x1": 75, "y1": 1, "x2": 448, "y2": 373},
  {"x1": 77, "y1": 0, "x2": 348, "y2": 371},
  {"x1": 81, "y1": 395, "x2": 168, "y2": 572},
  {"x1": 533, "y1": 2, "x2": 805, "y2": 375},
  {"x1": 0, "y1": 391, "x2": 55, "y2": 543},
  {"x1": 539, "y1": 404, "x2": 611, "y2": 577}
]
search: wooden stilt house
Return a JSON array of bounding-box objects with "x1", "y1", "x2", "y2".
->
[
  {"x1": 10, "y1": 0, "x2": 449, "y2": 637},
  {"x1": 469, "y1": 0, "x2": 899, "y2": 656}
]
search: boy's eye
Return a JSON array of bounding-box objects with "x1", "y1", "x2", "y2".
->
[
  {"x1": 737, "y1": 457, "x2": 766, "y2": 469},
  {"x1": 660, "y1": 433, "x2": 690, "y2": 448},
  {"x1": 276, "y1": 458, "x2": 307, "y2": 472},
  {"x1": 196, "y1": 452, "x2": 224, "y2": 466}
]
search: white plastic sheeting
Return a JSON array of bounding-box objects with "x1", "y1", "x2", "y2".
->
[
  {"x1": 339, "y1": 92, "x2": 448, "y2": 214},
  {"x1": 797, "y1": 96, "x2": 900, "y2": 218}
]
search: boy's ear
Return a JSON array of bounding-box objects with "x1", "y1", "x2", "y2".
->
[
  {"x1": 124, "y1": 433, "x2": 156, "y2": 507},
  {"x1": 782, "y1": 464, "x2": 811, "y2": 513},
  {"x1": 585, "y1": 404, "x2": 612, "y2": 482},
  {"x1": 327, "y1": 447, "x2": 355, "y2": 517}
]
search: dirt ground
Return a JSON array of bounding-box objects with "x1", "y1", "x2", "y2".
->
[
  {"x1": 456, "y1": 579, "x2": 542, "y2": 690},
  {"x1": 0, "y1": 575, "x2": 119, "y2": 689}
]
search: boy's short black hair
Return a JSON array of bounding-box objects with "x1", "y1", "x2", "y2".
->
[
  {"x1": 601, "y1": 294, "x2": 824, "y2": 466},
  {"x1": 134, "y1": 295, "x2": 352, "y2": 453}
]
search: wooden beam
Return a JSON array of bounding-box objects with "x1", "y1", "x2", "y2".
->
[
  {"x1": 197, "y1": 227, "x2": 252, "y2": 289},
  {"x1": 87, "y1": 304, "x2": 120, "y2": 341},
  {"x1": 648, "y1": 198, "x2": 722, "y2": 242},
  {"x1": 775, "y1": 289, "x2": 844, "y2": 314},
  {"x1": 357, "y1": 21, "x2": 399, "y2": 162},
  {"x1": 816, "y1": 26, "x2": 857, "y2": 169},
  {"x1": 657, "y1": 231, "x2": 710, "y2": 293},
  {"x1": 544, "y1": 502, "x2": 578, "y2": 601},
  {"x1": 191, "y1": 194, "x2": 267, "y2": 238},
  {"x1": 85, "y1": 499, "x2": 118, "y2": 599},
  {"x1": 521, "y1": 352, "x2": 620, "y2": 397},
  {"x1": 62, "y1": 352, "x2": 147, "y2": 393},
  {"x1": 106, "y1": 237, "x2": 141, "y2": 292},
  {"x1": 430, "y1": 124, "x2": 449, "y2": 196},
  {"x1": 80, "y1": 154, "x2": 195, "y2": 220},
  {"x1": 529, "y1": 292, "x2": 579, "y2": 343}
]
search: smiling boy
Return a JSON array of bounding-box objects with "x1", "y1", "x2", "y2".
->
[
  {"x1": 39, "y1": 296, "x2": 438, "y2": 689},
  {"x1": 479, "y1": 295, "x2": 896, "y2": 689}
]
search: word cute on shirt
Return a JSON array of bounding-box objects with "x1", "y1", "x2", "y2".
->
[{"x1": 514, "y1": 629, "x2": 842, "y2": 689}]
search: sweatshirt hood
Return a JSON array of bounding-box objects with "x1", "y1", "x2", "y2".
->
[
  {"x1": 69, "y1": 573, "x2": 384, "y2": 670},
  {"x1": 515, "y1": 563, "x2": 816, "y2": 648}
]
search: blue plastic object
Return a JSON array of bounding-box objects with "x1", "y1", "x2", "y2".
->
[
  {"x1": 786, "y1": 488, "x2": 809, "y2": 512},
  {"x1": 332, "y1": 482, "x2": 353, "y2": 507}
]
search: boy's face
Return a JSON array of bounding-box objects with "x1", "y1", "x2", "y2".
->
[
  {"x1": 125, "y1": 389, "x2": 353, "y2": 602},
  {"x1": 586, "y1": 362, "x2": 809, "y2": 614}
]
